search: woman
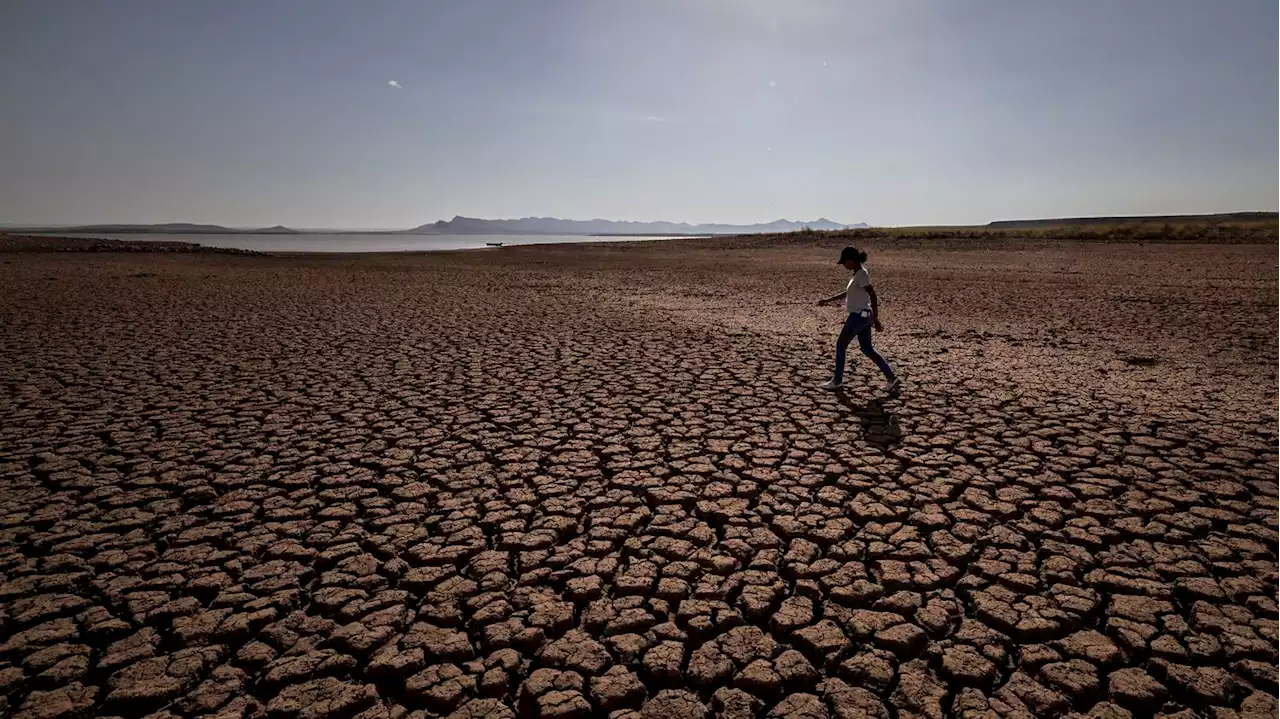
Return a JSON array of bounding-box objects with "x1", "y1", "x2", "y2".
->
[{"x1": 816, "y1": 246, "x2": 899, "y2": 390}]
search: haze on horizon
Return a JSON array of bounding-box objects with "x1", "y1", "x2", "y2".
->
[{"x1": 1, "y1": 0, "x2": 1276, "y2": 229}]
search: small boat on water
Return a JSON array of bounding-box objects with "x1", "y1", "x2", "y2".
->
[{"x1": 485, "y1": 242, "x2": 504, "y2": 247}]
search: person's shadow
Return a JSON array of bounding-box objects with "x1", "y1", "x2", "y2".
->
[{"x1": 836, "y1": 390, "x2": 902, "y2": 449}]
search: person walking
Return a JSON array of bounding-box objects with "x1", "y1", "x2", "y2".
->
[{"x1": 816, "y1": 246, "x2": 899, "y2": 390}]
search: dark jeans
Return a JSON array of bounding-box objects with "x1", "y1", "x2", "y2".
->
[{"x1": 834, "y1": 311, "x2": 895, "y2": 383}]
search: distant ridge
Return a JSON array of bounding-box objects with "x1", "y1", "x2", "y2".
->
[
  {"x1": 987, "y1": 212, "x2": 1277, "y2": 229},
  {"x1": 406, "y1": 216, "x2": 868, "y2": 236}
]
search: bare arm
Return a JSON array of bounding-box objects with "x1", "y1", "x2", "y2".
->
[
  {"x1": 868, "y1": 285, "x2": 884, "y2": 330},
  {"x1": 817, "y1": 290, "x2": 847, "y2": 306}
]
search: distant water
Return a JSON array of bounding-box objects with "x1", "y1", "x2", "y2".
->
[{"x1": 34, "y1": 232, "x2": 693, "y2": 253}]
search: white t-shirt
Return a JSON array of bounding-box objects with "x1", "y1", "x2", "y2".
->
[{"x1": 846, "y1": 268, "x2": 872, "y2": 314}]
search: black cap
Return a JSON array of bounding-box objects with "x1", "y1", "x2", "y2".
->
[{"x1": 838, "y1": 246, "x2": 867, "y2": 264}]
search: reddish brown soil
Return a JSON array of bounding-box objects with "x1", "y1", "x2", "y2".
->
[{"x1": 0, "y1": 238, "x2": 1276, "y2": 719}]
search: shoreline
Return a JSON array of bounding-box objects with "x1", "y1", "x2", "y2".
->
[
  {"x1": 5, "y1": 224, "x2": 1277, "y2": 260},
  {"x1": 0, "y1": 233, "x2": 264, "y2": 255},
  {"x1": 6, "y1": 212, "x2": 1276, "y2": 260},
  {"x1": 0, "y1": 231, "x2": 701, "y2": 257}
]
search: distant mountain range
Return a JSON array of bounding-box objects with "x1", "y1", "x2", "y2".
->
[
  {"x1": 3, "y1": 218, "x2": 866, "y2": 236},
  {"x1": 406, "y1": 216, "x2": 867, "y2": 235}
]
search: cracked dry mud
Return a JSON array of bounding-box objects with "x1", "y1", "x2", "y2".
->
[{"x1": 0, "y1": 238, "x2": 1275, "y2": 719}]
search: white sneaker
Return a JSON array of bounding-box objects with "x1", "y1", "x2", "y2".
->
[
  {"x1": 821, "y1": 379, "x2": 843, "y2": 390},
  {"x1": 885, "y1": 377, "x2": 901, "y2": 391}
]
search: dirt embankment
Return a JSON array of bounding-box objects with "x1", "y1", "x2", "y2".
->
[{"x1": 0, "y1": 233, "x2": 262, "y2": 255}]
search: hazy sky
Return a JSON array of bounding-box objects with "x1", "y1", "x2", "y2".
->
[{"x1": 2, "y1": 0, "x2": 1276, "y2": 227}]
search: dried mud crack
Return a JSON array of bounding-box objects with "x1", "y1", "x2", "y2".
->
[{"x1": 0, "y1": 240, "x2": 1275, "y2": 719}]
